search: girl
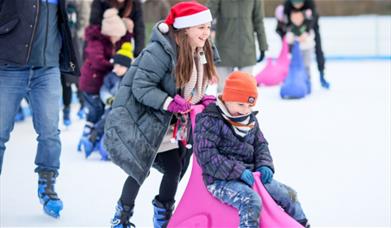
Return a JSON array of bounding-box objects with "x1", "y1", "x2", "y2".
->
[
  {"x1": 90, "y1": 0, "x2": 145, "y2": 57},
  {"x1": 104, "y1": 2, "x2": 218, "y2": 227}
]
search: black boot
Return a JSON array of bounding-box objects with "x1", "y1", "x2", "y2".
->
[
  {"x1": 298, "y1": 218, "x2": 310, "y2": 228},
  {"x1": 152, "y1": 196, "x2": 175, "y2": 228}
]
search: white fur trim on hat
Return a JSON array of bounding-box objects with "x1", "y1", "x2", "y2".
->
[
  {"x1": 173, "y1": 10, "x2": 212, "y2": 29},
  {"x1": 158, "y1": 22, "x2": 169, "y2": 34}
]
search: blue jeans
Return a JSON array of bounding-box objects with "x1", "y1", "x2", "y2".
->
[
  {"x1": 0, "y1": 66, "x2": 62, "y2": 175},
  {"x1": 81, "y1": 92, "x2": 104, "y2": 124},
  {"x1": 207, "y1": 179, "x2": 307, "y2": 228}
]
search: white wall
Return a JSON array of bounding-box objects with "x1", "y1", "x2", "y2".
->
[{"x1": 263, "y1": 15, "x2": 391, "y2": 58}]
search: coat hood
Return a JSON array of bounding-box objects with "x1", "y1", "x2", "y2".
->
[{"x1": 150, "y1": 22, "x2": 177, "y2": 62}]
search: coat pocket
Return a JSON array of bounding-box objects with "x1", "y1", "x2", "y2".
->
[{"x1": 0, "y1": 17, "x2": 19, "y2": 35}]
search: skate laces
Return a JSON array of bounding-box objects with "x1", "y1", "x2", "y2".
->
[
  {"x1": 111, "y1": 202, "x2": 134, "y2": 228},
  {"x1": 38, "y1": 172, "x2": 59, "y2": 200}
]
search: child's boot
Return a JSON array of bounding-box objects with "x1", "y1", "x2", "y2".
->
[
  {"x1": 77, "y1": 122, "x2": 94, "y2": 157},
  {"x1": 110, "y1": 201, "x2": 135, "y2": 228},
  {"x1": 37, "y1": 171, "x2": 63, "y2": 218},
  {"x1": 63, "y1": 107, "x2": 71, "y2": 126},
  {"x1": 320, "y1": 71, "x2": 330, "y2": 89},
  {"x1": 152, "y1": 196, "x2": 175, "y2": 228},
  {"x1": 14, "y1": 106, "x2": 25, "y2": 122},
  {"x1": 298, "y1": 218, "x2": 311, "y2": 228},
  {"x1": 77, "y1": 106, "x2": 85, "y2": 119}
]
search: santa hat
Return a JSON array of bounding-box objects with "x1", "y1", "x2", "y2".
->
[{"x1": 158, "y1": 2, "x2": 212, "y2": 34}]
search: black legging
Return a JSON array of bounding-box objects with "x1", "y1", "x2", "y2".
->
[
  {"x1": 61, "y1": 76, "x2": 72, "y2": 109},
  {"x1": 61, "y1": 75, "x2": 84, "y2": 110},
  {"x1": 120, "y1": 148, "x2": 183, "y2": 207}
]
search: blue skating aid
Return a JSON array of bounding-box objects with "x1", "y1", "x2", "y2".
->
[{"x1": 280, "y1": 41, "x2": 310, "y2": 99}]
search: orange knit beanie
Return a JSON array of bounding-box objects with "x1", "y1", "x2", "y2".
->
[{"x1": 222, "y1": 71, "x2": 258, "y2": 106}]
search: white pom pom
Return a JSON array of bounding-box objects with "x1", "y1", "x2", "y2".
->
[
  {"x1": 185, "y1": 144, "x2": 192, "y2": 149},
  {"x1": 158, "y1": 23, "x2": 169, "y2": 34},
  {"x1": 170, "y1": 138, "x2": 177, "y2": 144}
]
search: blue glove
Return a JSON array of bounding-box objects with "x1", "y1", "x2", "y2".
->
[
  {"x1": 257, "y1": 51, "x2": 265, "y2": 63},
  {"x1": 320, "y1": 71, "x2": 330, "y2": 89},
  {"x1": 240, "y1": 169, "x2": 254, "y2": 187},
  {"x1": 257, "y1": 166, "x2": 273, "y2": 184}
]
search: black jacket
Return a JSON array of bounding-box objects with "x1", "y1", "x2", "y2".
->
[
  {"x1": 89, "y1": 0, "x2": 145, "y2": 57},
  {"x1": 0, "y1": 0, "x2": 80, "y2": 76}
]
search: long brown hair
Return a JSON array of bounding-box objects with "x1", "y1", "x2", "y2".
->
[
  {"x1": 172, "y1": 28, "x2": 217, "y2": 88},
  {"x1": 107, "y1": 0, "x2": 133, "y2": 18}
]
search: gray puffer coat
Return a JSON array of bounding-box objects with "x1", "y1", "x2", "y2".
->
[{"x1": 104, "y1": 23, "x2": 220, "y2": 185}]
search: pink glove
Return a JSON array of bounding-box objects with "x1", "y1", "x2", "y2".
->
[
  {"x1": 167, "y1": 95, "x2": 191, "y2": 113},
  {"x1": 201, "y1": 95, "x2": 216, "y2": 108}
]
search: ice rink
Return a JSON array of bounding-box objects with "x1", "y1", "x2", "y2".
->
[
  {"x1": 1, "y1": 59, "x2": 390, "y2": 227},
  {"x1": 1, "y1": 14, "x2": 391, "y2": 228}
]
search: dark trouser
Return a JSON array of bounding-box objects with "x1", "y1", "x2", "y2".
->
[
  {"x1": 120, "y1": 142, "x2": 193, "y2": 207},
  {"x1": 82, "y1": 92, "x2": 104, "y2": 123},
  {"x1": 61, "y1": 75, "x2": 84, "y2": 109},
  {"x1": 61, "y1": 76, "x2": 72, "y2": 108},
  {"x1": 89, "y1": 108, "x2": 110, "y2": 143}
]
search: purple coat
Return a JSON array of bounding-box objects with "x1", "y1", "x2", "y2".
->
[
  {"x1": 79, "y1": 25, "x2": 132, "y2": 94},
  {"x1": 194, "y1": 104, "x2": 274, "y2": 185}
]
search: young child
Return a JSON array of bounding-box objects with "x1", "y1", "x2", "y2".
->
[
  {"x1": 78, "y1": 8, "x2": 131, "y2": 154},
  {"x1": 286, "y1": 9, "x2": 315, "y2": 77},
  {"x1": 194, "y1": 71, "x2": 310, "y2": 228},
  {"x1": 79, "y1": 42, "x2": 133, "y2": 158},
  {"x1": 276, "y1": 0, "x2": 330, "y2": 89}
]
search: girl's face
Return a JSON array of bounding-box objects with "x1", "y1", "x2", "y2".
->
[
  {"x1": 117, "y1": 0, "x2": 125, "y2": 3},
  {"x1": 185, "y1": 23, "x2": 211, "y2": 50},
  {"x1": 224, "y1": 101, "x2": 253, "y2": 116}
]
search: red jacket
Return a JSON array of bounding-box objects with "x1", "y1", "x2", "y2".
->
[{"x1": 79, "y1": 25, "x2": 132, "y2": 94}]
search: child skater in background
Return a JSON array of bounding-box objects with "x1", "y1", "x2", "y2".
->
[
  {"x1": 194, "y1": 71, "x2": 310, "y2": 228},
  {"x1": 78, "y1": 8, "x2": 132, "y2": 155},
  {"x1": 285, "y1": 9, "x2": 315, "y2": 91},
  {"x1": 276, "y1": 0, "x2": 330, "y2": 89},
  {"x1": 79, "y1": 42, "x2": 134, "y2": 158}
]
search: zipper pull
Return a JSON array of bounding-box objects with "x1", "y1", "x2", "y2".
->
[{"x1": 69, "y1": 61, "x2": 75, "y2": 71}]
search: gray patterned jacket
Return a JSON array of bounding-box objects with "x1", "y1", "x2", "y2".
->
[{"x1": 194, "y1": 104, "x2": 274, "y2": 185}]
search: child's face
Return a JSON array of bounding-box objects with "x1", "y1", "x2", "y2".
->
[
  {"x1": 185, "y1": 23, "x2": 211, "y2": 50},
  {"x1": 290, "y1": 11, "x2": 305, "y2": 26},
  {"x1": 224, "y1": 101, "x2": 253, "y2": 116},
  {"x1": 113, "y1": 64, "x2": 128, "y2": 76}
]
